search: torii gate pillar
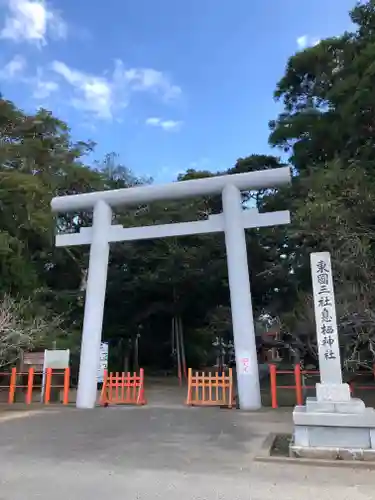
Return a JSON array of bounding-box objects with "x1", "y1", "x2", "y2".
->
[
  {"x1": 222, "y1": 184, "x2": 261, "y2": 409},
  {"x1": 76, "y1": 200, "x2": 112, "y2": 409}
]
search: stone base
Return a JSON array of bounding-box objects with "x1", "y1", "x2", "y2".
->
[
  {"x1": 289, "y1": 444, "x2": 375, "y2": 462},
  {"x1": 292, "y1": 398, "x2": 375, "y2": 450},
  {"x1": 306, "y1": 397, "x2": 366, "y2": 414},
  {"x1": 290, "y1": 444, "x2": 375, "y2": 461},
  {"x1": 316, "y1": 382, "x2": 351, "y2": 402}
]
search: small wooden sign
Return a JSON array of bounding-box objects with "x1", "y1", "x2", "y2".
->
[{"x1": 20, "y1": 351, "x2": 45, "y2": 371}]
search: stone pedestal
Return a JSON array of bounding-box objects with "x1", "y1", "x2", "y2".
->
[
  {"x1": 290, "y1": 253, "x2": 375, "y2": 460},
  {"x1": 290, "y1": 383, "x2": 375, "y2": 460}
]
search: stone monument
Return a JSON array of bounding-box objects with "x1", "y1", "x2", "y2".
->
[{"x1": 290, "y1": 252, "x2": 375, "y2": 459}]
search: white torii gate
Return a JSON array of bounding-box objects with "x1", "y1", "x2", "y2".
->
[{"x1": 51, "y1": 167, "x2": 291, "y2": 410}]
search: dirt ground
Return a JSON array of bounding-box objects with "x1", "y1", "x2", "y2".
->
[{"x1": 0, "y1": 380, "x2": 373, "y2": 499}]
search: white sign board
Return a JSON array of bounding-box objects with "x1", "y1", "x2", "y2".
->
[
  {"x1": 97, "y1": 342, "x2": 108, "y2": 383},
  {"x1": 310, "y1": 252, "x2": 342, "y2": 385},
  {"x1": 41, "y1": 349, "x2": 70, "y2": 402},
  {"x1": 238, "y1": 351, "x2": 251, "y2": 375},
  {"x1": 44, "y1": 349, "x2": 70, "y2": 369}
]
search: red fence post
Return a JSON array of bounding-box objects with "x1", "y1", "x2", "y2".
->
[
  {"x1": 294, "y1": 364, "x2": 303, "y2": 406},
  {"x1": 8, "y1": 367, "x2": 17, "y2": 404},
  {"x1": 44, "y1": 368, "x2": 52, "y2": 404},
  {"x1": 26, "y1": 368, "x2": 34, "y2": 405},
  {"x1": 138, "y1": 368, "x2": 145, "y2": 405},
  {"x1": 63, "y1": 368, "x2": 70, "y2": 405},
  {"x1": 269, "y1": 364, "x2": 278, "y2": 409},
  {"x1": 100, "y1": 370, "x2": 108, "y2": 405}
]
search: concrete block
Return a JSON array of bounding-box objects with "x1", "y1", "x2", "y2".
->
[
  {"x1": 309, "y1": 426, "x2": 371, "y2": 448},
  {"x1": 370, "y1": 428, "x2": 375, "y2": 449},
  {"x1": 316, "y1": 383, "x2": 351, "y2": 402},
  {"x1": 290, "y1": 444, "x2": 375, "y2": 461},
  {"x1": 334, "y1": 399, "x2": 366, "y2": 414},
  {"x1": 306, "y1": 398, "x2": 335, "y2": 413},
  {"x1": 339, "y1": 448, "x2": 370, "y2": 461},
  {"x1": 293, "y1": 405, "x2": 375, "y2": 428},
  {"x1": 305, "y1": 398, "x2": 365, "y2": 413},
  {"x1": 294, "y1": 426, "x2": 309, "y2": 447},
  {"x1": 290, "y1": 445, "x2": 339, "y2": 460}
]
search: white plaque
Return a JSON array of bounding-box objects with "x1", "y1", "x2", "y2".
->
[
  {"x1": 97, "y1": 342, "x2": 108, "y2": 383},
  {"x1": 41, "y1": 349, "x2": 70, "y2": 402},
  {"x1": 44, "y1": 349, "x2": 70, "y2": 369},
  {"x1": 310, "y1": 252, "x2": 342, "y2": 385}
]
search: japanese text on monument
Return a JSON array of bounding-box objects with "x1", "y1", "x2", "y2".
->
[
  {"x1": 310, "y1": 252, "x2": 342, "y2": 385},
  {"x1": 315, "y1": 259, "x2": 336, "y2": 361}
]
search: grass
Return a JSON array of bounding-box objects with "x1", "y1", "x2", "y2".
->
[{"x1": 270, "y1": 433, "x2": 293, "y2": 457}]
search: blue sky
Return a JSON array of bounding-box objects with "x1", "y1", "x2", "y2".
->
[{"x1": 0, "y1": 0, "x2": 356, "y2": 182}]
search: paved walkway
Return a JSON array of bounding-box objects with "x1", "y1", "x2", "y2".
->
[{"x1": 0, "y1": 404, "x2": 373, "y2": 499}]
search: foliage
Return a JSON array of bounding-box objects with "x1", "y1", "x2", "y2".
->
[
  {"x1": 0, "y1": 294, "x2": 65, "y2": 367},
  {"x1": 277, "y1": 160, "x2": 375, "y2": 369},
  {"x1": 269, "y1": 0, "x2": 375, "y2": 171},
  {"x1": 265, "y1": 1, "x2": 375, "y2": 368}
]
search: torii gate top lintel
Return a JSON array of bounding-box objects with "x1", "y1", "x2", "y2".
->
[{"x1": 51, "y1": 166, "x2": 291, "y2": 212}]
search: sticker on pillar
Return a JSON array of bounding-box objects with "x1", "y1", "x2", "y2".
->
[{"x1": 238, "y1": 352, "x2": 251, "y2": 375}]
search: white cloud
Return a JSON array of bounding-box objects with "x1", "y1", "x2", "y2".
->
[
  {"x1": 0, "y1": 54, "x2": 26, "y2": 79},
  {"x1": 51, "y1": 59, "x2": 182, "y2": 120},
  {"x1": 32, "y1": 68, "x2": 58, "y2": 98},
  {"x1": 0, "y1": 54, "x2": 182, "y2": 122},
  {"x1": 0, "y1": 57, "x2": 58, "y2": 98},
  {"x1": 296, "y1": 35, "x2": 320, "y2": 50},
  {"x1": 0, "y1": 0, "x2": 67, "y2": 46},
  {"x1": 145, "y1": 116, "x2": 182, "y2": 131},
  {"x1": 33, "y1": 78, "x2": 58, "y2": 98},
  {"x1": 123, "y1": 65, "x2": 182, "y2": 101},
  {"x1": 51, "y1": 60, "x2": 121, "y2": 119}
]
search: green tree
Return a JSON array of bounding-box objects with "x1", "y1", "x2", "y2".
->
[
  {"x1": 269, "y1": 0, "x2": 375, "y2": 172},
  {"x1": 0, "y1": 97, "x2": 107, "y2": 360}
]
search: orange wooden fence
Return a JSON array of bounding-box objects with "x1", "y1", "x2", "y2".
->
[
  {"x1": 269, "y1": 364, "x2": 375, "y2": 409},
  {"x1": 185, "y1": 368, "x2": 233, "y2": 408},
  {"x1": 43, "y1": 368, "x2": 71, "y2": 405},
  {"x1": 3, "y1": 367, "x2": 70, "y2": 405},
  {"x1": 100, "y1": 369, "x2": 146, "y2": 406}
]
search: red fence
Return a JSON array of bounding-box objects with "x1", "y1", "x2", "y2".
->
[
  {"x1": 100, "y1": 369, "x2": 146, "y2": 406},
  {"x1": 0, "y1": 367, "x2": 70, "y2": 405},
  {"x1": 269, "y1": 364, "x2": 375, "y2": 409},
  {"x1": 185, "y1": 368, "x2": 234, "y2": 408}
]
